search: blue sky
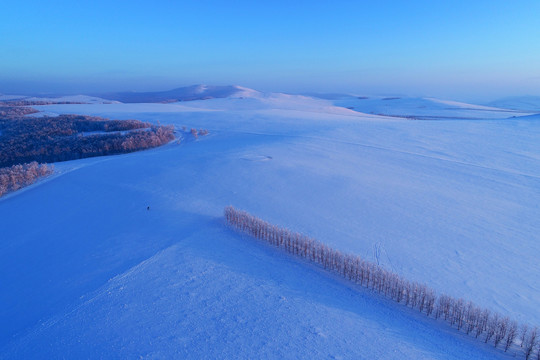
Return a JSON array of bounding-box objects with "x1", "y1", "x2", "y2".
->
[{"x1": 1, "y1": 0, "x2": 539, "y2": 100}]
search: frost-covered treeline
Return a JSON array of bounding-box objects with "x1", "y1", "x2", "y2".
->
[
  {"x1": 0, "y1": 115, "x2": 175, "y2": 167},
  {"x1": 0, "y1": 100, "x2": 85, "y2": 106},
  {"x1": 0, "y1": 162, "x2": 53, "y2": 197},
  {"x1": 225, "y1": 206, "x2": 539, "y2": 359},
  {"x1": 0, "y1": 108, "x2": 176, "y2": 196},
  {"x1": 0, "y1": 105, "x2": 38, "y2": 117}
]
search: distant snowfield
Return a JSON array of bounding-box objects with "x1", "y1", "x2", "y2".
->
[
  {"x1": 488, "y1": 96, "x2": 540, "y2": 112},
  {"x1": 0, "y1": 94, "x2": 117, "y2": 104},
  {"x1": 1, "y1": 92, "x2": 539, "y2": 359},
  {"x1": 330, "y1": 95, "x2": 531, "y2": 119}
]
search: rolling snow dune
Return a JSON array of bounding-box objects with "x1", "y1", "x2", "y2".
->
[
  {"x1": 99, "y1": 84, "x2": 259, "y2": 103},
  {"x1": 329, "y1": 95, "x2": 531, "y2": 119},
  {"x1": 488, "y1": 96, "x2": 540, "y2": 112},
  {"x1": 1, "y1": 94, "x2": 539, "y2": 358}
]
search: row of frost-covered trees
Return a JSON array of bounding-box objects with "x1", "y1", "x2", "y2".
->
[
  {"x1": 225, "y1": 206, "x2": 540, "y2": 359},
  {"x1": 0, "y1": 162, "x2": 54, "y2": 197}
]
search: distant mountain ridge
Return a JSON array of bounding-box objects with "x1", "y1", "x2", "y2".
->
[{"x1": 99, "y1": 85, "x2": 259, "y2": 103}]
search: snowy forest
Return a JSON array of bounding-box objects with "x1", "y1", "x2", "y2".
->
[
  {"x1": 0, "y1": 103, "x2": 175, "y2": 197},
  {"x1": 0, "y1": 104, "x2": 39, "y2": 117},
  {"x1": 0, "y1": 162, "x2": 54, "y2": 197},
  {"x1": 0, "y1": 114, "x2": 174, "y2": 167},
  {"x1": 225, "y1": 206, "x2": 540, "y2": 359}
]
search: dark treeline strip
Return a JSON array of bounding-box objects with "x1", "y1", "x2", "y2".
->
[
  {"x1": 0, "y1": 100, "x2": 87, "y2": 106},
  {"x1": 0, "y1": 106, "x2": 39, "y2": 117},
  {"x1": 0, "y1": 114, "x2": 150, "y2": 138},
  {"x1": 0, "y1": 162, "x2": 54, "y2": 197},
  {"x1": 0, "y1": 115, "x2": 175, "y2": 167},
  {"x1": 225, "y1": 206, "x2": 539, "y2": 359}
]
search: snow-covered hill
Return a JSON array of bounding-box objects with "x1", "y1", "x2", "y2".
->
[
  {"x1": 487, "y1": 96, "x2": 540, "y2": 113},
  {"x1": 99, "y1": 85, "x2": 260, "y2": 103},
  {"x1": 321, "y1": 95, "x2": 530, "y2": 119},
  {"x1": 1, "y1": 93, "x2": 539, "y2": 359}
]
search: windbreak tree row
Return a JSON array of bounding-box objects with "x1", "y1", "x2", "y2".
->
[{"x1": 225, "y1": 206, "x2": 539, "y2": 359}]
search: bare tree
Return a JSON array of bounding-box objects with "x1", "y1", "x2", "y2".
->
[
  {"x1": 524, "y1": 327, "x2": 537, "y2": 360},
  {"x1": 505, "y1": 320, "x2": 518, "y2": 352},
  {"x1": 485, "y1": 313, "x2": 499, "y2": 343},
  {"x1": 464, "y1": 302, "x2": 478, "y2": 335},
  {"x1": 453, "y1": 298, "x2": 465, "y2": 329},
  {"x1": 494, "y1": 316, "x2": 509, "y2": 348},
  {"x1": 475, "y1": 309, "x2": 490, "y2": 339},
  {"x1": 522, "y1": 325, "x2": 531, "y2": 347}
]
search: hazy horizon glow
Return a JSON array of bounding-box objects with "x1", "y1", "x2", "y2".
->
[{"x1": 1, "y1": 0, "x2": 539, "y2": 101}]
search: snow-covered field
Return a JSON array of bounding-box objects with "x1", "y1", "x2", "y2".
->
[{"x1": 1, "y1": 91, "x2": 539, "y2": 359}]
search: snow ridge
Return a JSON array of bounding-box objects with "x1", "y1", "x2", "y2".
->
[{"x1": 99, "y1": 85, "x2": 260, "y2": 103}]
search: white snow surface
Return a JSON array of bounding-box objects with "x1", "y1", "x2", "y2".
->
[
  {"x1": 488, "y1": 96, "x2": 540, "y2": 112},
  {"x1": 1, "y1": 93, "x2": 539, "y2": 359},
  {"x1": 330, "y1": 95, "x2": 531, "y2": 119}
]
